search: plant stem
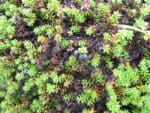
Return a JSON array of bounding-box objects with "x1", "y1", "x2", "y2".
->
[{"x1": 117, "y1": 24, "x2": 149, "y2": 34}]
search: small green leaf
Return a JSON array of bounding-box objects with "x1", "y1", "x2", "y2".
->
[
  {"x1": 91, "y1": 54, "x2": 100, "y2": 67},
  {"x1": 46, "y1": 84, "x2": 56, "y2": 94},
  {"x1": 145, "y1": 0, "x2": 150, "y2": 4}
]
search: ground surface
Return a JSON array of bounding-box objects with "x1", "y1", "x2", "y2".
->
[{"x1": 0, "y1": 0, "x2": 150, "y2": 113}]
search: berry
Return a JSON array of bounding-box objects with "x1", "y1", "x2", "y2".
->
[
  {"x1": 104, "y1": 94, "x2": 110, "y2": 102},
  {"x1": 79, "y1": 54, "x2": 88, "y2": 60},
  {"x1": 27, "y1": 8, "x2": 33, "y2": 12},
  {"x1": 98, "y1": 46, "x2": 104, "y2": 54},
  {"x1": 73, "y1": 50, "x2": 79, "y2": 56},
  {"x1": 0, "y1": 13, "x2": 3, "y2": 16},
  {"x1": 22, "y1": 68, "x2": 29, "y2": 75},
  {"x1": 106, "y1": 95, "x2": 110, "y2": 102},
  {"x1": 129, "y1": 52, "x2": 140, "y2": 61}
]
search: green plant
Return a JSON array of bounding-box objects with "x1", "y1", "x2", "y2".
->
[
  {"x1": 103, "y1": 44, "x2": 111, "y2": 54},
  {"x1": 65, "y1": 55, "x2": 78, "y2": 71},
  {"x1": 63, "y1": 93, "x2": 74, "y2": 102},
  {"x1": 0, "y1": 1, "x2": 150, "y2": 113},
  {"x1": 82, "y1": 108, "x2": 94, "y2": 113},
  {"x1": 113, "y1": 64, "x2": 139, "y2": 87},
  {"x1": 63, "y1": 7, "x2": 85, "y2": 23},
  {"x1": 103, "y1": 56, "x2": 114, "y2": 69},
  {"x1": 134, "y1": 18, "x2": 148, "y2": 29},
  {"x1": 0, "y1": 16, "x2": 15, "y2": 39},
  {"x1": 109, "y1": 11, "x2": 121, "y2": 24},
  {"x1": 60, "y1": 39, "x2": 71, "y2": 49},
  {"x1": 21, "y1": 8, "x2": 36, "y2": 26},
  {"x1": 121, "y1": 87, "x2": 142, "y2": 107},
  {"x1": 22, "y1": 0, "x2": 37, "y2": 7},
  {"x1": 70, "y1": 25, "x2": 80, "y2": 33},
  {"x1": 91, "y1": 69, "x2": 105, "y2": 84},
  {"x1": 145, "y1": 0, "x2": 150, "y2": 4},
  {"x1": 0, "y1": 2, "x2": 19, "y2": 16},
  {"x1": 24, "y1": 40, "x2": 36, "y2": 63},
  {"x1": 34, "y1": 25, "x2": 53, "y2": 36},
  {"x1": 81, "y1": 79, "x2": 94, "y2": 87},
  {"x1": 112, "y1": 29, "x2": 134, "y2": 57},
  {"x1": 85, "y1": 27, "x2": 94, "y2": 36},
  {"x1": 63, "y1": 108, "x2": 71, "y2": 113},
  {"x1": 106, "y1": 83, "x2": 122, "y2": 113},
  {"x1": 91, "y1": 54, "x2": 100, "y2": 67},
  {"x1": 138, "y1": 59, "x2": 150, "y2": 82},
  {"x1": 140, "y1": 5, "x2": 150, "y2": 17},
  {"x1": 79, "y1": 40, "x2": 88, "y2": 47},
  {"x1": 40, "y1": 0, "x2": 60, "y2": 24},
  {"x1": 97, "y1": 3, "x2": 110, "y2": 18},
  {"x1": 78, "y1": 46, "x2": 88, "y2": 54},
  {"x1": 76, "y1": 89, "x2": 98, "y2": 106},
  {"x1": 103, "y1": 32, "x2": 112, "y2": 41},
  {"x1": 30, "y1": 99, "x2": 45, "y2": 113},
  {"x1": 46, "y1": 84, "x2": 56, "y2": 94}
]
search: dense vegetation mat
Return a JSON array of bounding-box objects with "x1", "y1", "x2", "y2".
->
[{"x1": 0, "y1": 0, "x2": 150, "y2": 113}]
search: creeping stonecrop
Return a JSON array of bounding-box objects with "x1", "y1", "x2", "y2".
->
[{"x1": 0, "y1": 0, "x2": 150, "y2": 113}]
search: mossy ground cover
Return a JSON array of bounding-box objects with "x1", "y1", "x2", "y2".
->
[{"x1": 0, "y1": 0, "x2": 150, "y2": 113}]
